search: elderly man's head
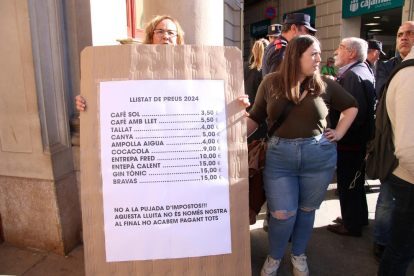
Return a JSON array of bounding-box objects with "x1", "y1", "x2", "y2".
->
[
  {"x1": 326, "y1": 57, "x2": 335, "y2": 67},
  {"x1": 397, "y1": 21, "x2": 414, "y2": 59},
  {"x1": 334, "y1": 37, "x2": 368, "y2": 68}
]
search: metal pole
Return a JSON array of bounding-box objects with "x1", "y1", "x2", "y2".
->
[{"x1": 409, "y1": 0, "x2": 413, "y2": 21}]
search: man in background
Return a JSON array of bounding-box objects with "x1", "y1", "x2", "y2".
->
[
  {"x1": 263, "y1": 13, "x2": 317, "y2": 76},
  {"x1": 373, "y1": 21, "x2": 414, "y2": 265},
  {"x1": 366, "y1": 39, "x2": 386, "y2": 76},
  {"x1": 321, "y1": 57, "x2": 338, "y2": 77},
  {"x1": 327, "y1": 37, "x2": 375, "y2": 237},
  {"x1": 375, "y1": 21, "x2": 414, "y2": 99},
  {"x1": 261, "y1": 24, "x2": 282, "y2": 77},
  {"x1": 378, "y1": 44, "x2": 414, "y2": 275}
]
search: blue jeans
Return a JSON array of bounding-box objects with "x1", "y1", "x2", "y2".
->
[
  {"x1": 374, "y1": 180, "x2": 395, "y2": 246},
  {"x1": 378, "y1": 174, "x2": 414, "y2": 276},
  {"x1": 263, "y1": 134, "x2": 337, "y2": 260}
]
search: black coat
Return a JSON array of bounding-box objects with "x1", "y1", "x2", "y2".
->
[
  {"x1": 243, "y1": 61, "x2": 262, "y2": 112},
  {"x1": 330, "y1": 62, "x2": 375, "y2": 148},
  {"x1": 262, "y1": 35, "x2": 288, "y2": 76},
  {"x1": 261, "y1": 40, "x2": 275, "y2": 78},
  {"x1": 375, "y1": 55, "x2": 403, "y2": 99}
]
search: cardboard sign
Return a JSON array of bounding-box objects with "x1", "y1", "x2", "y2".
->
[{"x1": 80, "y1": 45, "x2": 250, "y2": 275}]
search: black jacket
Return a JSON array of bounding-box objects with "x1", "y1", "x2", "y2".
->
[
  {"x1": 330, "y1": 62, "x2": 375, "y2": 148},
  {"x1": 243, "y1": 61, "x2": 262, "y2": 112},
  {"x1": 375, "y1": 55, "x2": 403, "y2": 99},
  {"x1": 263, "y1": 35, "x2": 288, "y2": 76},
  {"x1": 261, "y1": 40, "x2": 275, "y2": 78}
]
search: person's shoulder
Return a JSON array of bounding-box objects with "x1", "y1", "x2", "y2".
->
[
  {"x1": 390, "y1": 57, "x2": 414, "y2": 82},
  {"x1": 273, "y1": 37, "x2": 287, "y2": 50},
  {"x1": 262, "y1": 72, "x2": 277, "y2": 83},
  {"x1": 266, "y1": 40, "x2": 276, "y2": 48},
  {"x1": 323, "y1": 77, "x2": 339, "y2": 87},
  {"x1": 350, "y1": 62, "x2": 371, "y2": 74},
  {"x1": 345, "y1": 66, "x2": 360, "y2": 78},
  {"x1": 243, "y1": 61, "x2": 251, "y2": 73},
  {"x1": 324, "y1": 77, "x2": 347, "y2": 93},
  {"x1": 260, "y1": 72, "x2": 277, "y2": 90},
  {"x1": 380, "y1": 55, "x2": 403, "y2": 71},
  {"x1": 384, "y1": 55, "x2": 402, "y2": 64},
  {"x1": 351, "y1": 63, "x2": 375, "y2": 84}
]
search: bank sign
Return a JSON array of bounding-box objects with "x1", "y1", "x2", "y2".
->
[
  {"x1": 250, "y1": 19, "x2": 271, "y2": 37},
  {"x1": 342, "y1": 0, "x2": 405, "y2": 18}
]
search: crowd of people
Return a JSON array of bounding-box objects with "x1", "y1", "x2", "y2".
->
[
  {"x1": 75, "y1": 13, "x2": 414, "y2": 276},
  {"x1": 244, "y1": 14, "x2": 414, "y2": 276}
]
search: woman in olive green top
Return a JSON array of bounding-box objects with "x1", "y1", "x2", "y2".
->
[{"x1": 246, "y1": 35, "x2": 358, "y2": 276}]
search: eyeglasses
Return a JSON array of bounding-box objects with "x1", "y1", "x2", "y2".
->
[
  {"x1": 397, "y1": 30, "x2": 414, "y2": 38},
  {"x1": 154, "y1": 29, "x2": 178, "y2": 37}
]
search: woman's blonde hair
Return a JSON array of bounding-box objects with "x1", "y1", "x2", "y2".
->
[
  {"x1": 143, "y1": 15, "x2": 185, "y2": 45},
  {"x1": 249, "y1": 38, "x2": 270, "y2": 70},
  {"x1": 272, "y1": 35, "x2": 326, "y2": 104}
]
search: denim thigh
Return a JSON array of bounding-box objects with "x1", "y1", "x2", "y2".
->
[
  {"x1": 263, "y1": 134, "x2": 337, "y2": 214},
  {"x1": 378, "y1": 174, "x2": 414, "y2": 275}
]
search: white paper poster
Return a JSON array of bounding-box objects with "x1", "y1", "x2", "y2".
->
[{"x1": 99, "y1": 80, "x2": 231, "y2": 262}]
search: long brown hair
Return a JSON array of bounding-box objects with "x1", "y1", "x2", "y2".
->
[
  {"x1": 273, "y1": 35, "x2": 326, "y2": 104},
  {"x1": 143, "y1": 15, "x2": 185, "y2": 45}
]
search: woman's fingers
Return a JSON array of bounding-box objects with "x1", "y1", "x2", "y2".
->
[
  {"x1": 324, "y1": 128, "x2": 339, "y2": 142},
  {"x1": 238, "y1": 95, "x2": 250, "y2": 107},
  {"x1": 76, "y1": 95, "x2": 86, "y2": 111}
]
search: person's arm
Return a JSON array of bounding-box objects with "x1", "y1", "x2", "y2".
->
[
  {"x1": 321, "y1": 66, "x2": 328, "y2": 75},
  {"x1": 324, "y1": 107, "x2": 358, "y2": 142},
  {"x1": 246, "y1": 117, "x2": 259, "y2": 137}
]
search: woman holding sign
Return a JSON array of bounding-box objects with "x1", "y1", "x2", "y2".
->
[
  {"x1": 76, "y1": 15, "x2": 185, "y2": 110},
  {"x1": 246, "y1": 35, "x2": 358, "y2": 276}
]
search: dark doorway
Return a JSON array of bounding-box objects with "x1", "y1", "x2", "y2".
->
[{"x1": 360, "y1": 7, "x2": 402, "y2": 62}]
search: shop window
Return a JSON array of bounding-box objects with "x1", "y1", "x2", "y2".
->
[{"x1": 126, "y1": 0, "x2": 144, "y2": 40}]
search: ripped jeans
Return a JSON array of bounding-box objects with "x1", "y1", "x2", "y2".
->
[{"x1": 263, "y1": 134, "x2": 337, "y2": 260}]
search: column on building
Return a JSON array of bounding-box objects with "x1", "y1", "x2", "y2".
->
[
  {"x1": 142, "y1": 0, "x2": 224, "y2": 46},
  {"x1": 0, "y1": 0, "x2": 82, "y2": 254}
]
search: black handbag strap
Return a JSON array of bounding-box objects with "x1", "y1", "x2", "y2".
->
[{"x1": 262, "y1": 101, "x2": 295, "y2": 144}]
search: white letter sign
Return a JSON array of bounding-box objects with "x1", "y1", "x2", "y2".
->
[{"x1": 100, "y1": 80, "x2": 231, "y2": 262}]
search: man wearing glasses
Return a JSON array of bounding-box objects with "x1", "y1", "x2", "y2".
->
[{"x1": 321, "y1": 57, "x2": 339, "y2": 78}]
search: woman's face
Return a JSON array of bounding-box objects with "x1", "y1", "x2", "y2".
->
[
  {"x1": 299, "y1": 42, "x2": 321, "y2": 80},
  {"x1": 152, "y1": 19, "x2": 178, "y2": 45}
]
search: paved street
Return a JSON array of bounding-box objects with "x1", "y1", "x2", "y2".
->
[{"x1": 1, "y1": 180, "x2": 414, "y2": 276}]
